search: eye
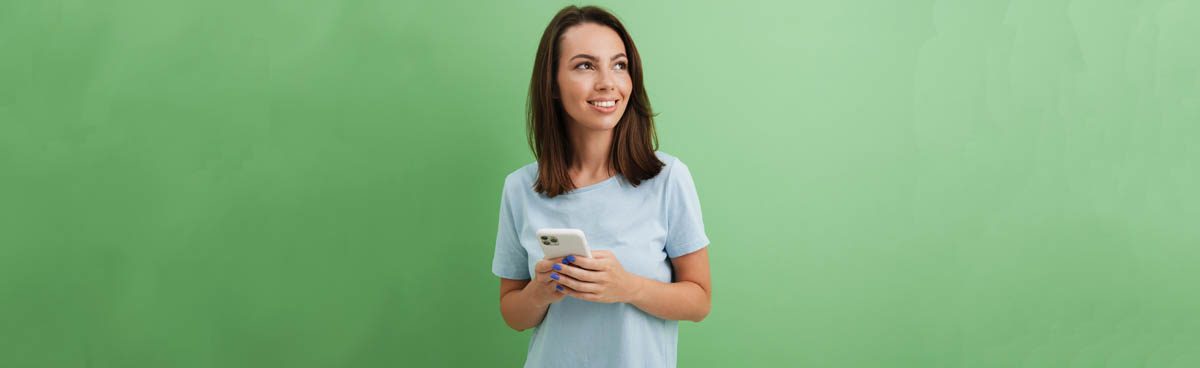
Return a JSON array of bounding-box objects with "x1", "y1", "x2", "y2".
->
[
  {"x1": 575, "y1": 62, "x2": 593, "y2": 70},
  {"x1": 614, "y1": 61, "x2": 628, "y2": 70}
]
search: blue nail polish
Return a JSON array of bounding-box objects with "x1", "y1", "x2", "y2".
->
[
  {"x1": 562, "y1": 258, "x2": 569, "y2": 264},
  {"x1": 551, "y1": 274, "x2": 559, "y2": 280},
  {"x1": 567, "y1": 255, "x2": 576, "y2": 263},
  {"x1": 556, "y1": 285, "x2": 563, "y2": 291},
  {"x1": 553, "y1": 264, "x2": 561, "y2": 271}
]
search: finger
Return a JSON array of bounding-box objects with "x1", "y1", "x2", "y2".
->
[
  {"x1": 534, "y1": 257, "x2": 565, "y2": 273},
  {"x1": 552, "y1": 272, "x2": 598, "y2": 293},
  {"x1": 534, "y1": 261, "x2": 559, "y2": 284},
  {"x1": 558, "y1": 285, "x2": 600, "y2": 302},
  {"x1": 568, "y1": 254, "x2": 607, "y2": 271},
  {"x1": 554, "y1": 262, "x2": 601, "y2": 282},
  {"x1": 591, "y1": 250, "x2": 613, "y2": 258}
]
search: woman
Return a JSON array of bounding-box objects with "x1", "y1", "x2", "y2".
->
[{"x1": 492, "y1": 5, "x2": 712, "y2": 368}]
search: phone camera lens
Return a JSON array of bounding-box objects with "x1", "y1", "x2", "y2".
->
[
  {"x1": 542, "y1": 241, "x2": 550, "y2": 245},
  {"x1": 550, "y1": 237, "x2": 558, "y2": 242},
  {"x1": 540, "y1": 236, "x2": 548, "y2": 240}
]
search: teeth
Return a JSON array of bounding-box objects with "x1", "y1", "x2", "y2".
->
[{"x1": 590, "y1": 100, "x2": 616, "y2": 107}]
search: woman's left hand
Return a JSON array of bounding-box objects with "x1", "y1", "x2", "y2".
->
[{"x1": 551, "y1": 250, "x2": 644, "y2": 304}]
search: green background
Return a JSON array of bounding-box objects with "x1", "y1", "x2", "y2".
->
[{"x1": 3, "y1": 0, "x2": 1198, "y2": 366}]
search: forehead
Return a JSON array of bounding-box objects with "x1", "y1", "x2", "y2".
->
[{"x1": 558, "y1": 22, "x2": 626, "y2": 58}]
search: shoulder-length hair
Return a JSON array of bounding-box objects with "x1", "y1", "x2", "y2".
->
[{"x1": 527, "y1": 5, "x2": 664, "y2": 198}]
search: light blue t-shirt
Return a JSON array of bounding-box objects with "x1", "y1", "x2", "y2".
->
[{"x1": 492, "y1": 151, "x2": 710, "y2": 368}]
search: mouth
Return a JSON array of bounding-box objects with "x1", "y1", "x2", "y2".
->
[{"x1": 587, "y1": 98, "x2": 620, "y2": 114}]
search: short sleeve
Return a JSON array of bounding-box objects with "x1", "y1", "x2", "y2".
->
[
  {"x1": 492, "y1": 176, "x2": 531, "y2": 279},
  {"x1": 664, "y1": 159, "x2": 710, "y2": 258}
]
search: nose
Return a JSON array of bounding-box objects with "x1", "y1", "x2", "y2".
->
[{"x1": 595, "y1": 67, "x2": 615, "y2": 91}]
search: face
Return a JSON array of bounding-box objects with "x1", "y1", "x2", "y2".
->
[{"x1": 555, "y1": 22, "x2": 633, "y2": 132}]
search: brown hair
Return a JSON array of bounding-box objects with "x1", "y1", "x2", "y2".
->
[{"x1": 526, "y1": 5, "x2": 664, "y2": 198}]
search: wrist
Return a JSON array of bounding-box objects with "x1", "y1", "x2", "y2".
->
[
  {"x1": 523, "y1": 282, "x2": 552, "y2": 308},
  {"x1": 625, "y1": 274, "x2": 649, "y2": 304}
]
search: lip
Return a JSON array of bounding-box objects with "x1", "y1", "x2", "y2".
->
[{"x1": 587, "y1": 99, "x2": 620, "y2": 114}]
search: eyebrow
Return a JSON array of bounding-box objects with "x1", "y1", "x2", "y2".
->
[{"x1": 569, "y1": 53, "x2": 627, "y2": 62}]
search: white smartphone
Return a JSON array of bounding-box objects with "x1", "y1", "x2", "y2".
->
[{"x1": 536, "y1": 228, "x2": 592, "y2": 259}]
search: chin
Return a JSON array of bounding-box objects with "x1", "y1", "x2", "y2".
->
[{"x1": 583, "y1": 119, "x2": 620, "y2": 131}]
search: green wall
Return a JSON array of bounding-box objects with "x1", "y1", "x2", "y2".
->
[{"x1": 3, "y1": 0, "x2": 1198, "y2": 366}]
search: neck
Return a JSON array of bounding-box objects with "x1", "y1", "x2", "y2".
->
[{"x1": 566, "y1": 121, "x2": 614, "y2": 177}]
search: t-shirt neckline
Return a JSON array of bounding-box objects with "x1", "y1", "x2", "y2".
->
[{"x1": 564, "y1": 174, "x2": 620, "y2": 195}]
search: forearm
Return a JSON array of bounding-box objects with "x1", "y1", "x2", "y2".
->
[
  {"x1": 629, "y1": 276, "x2": 711, "y2": 322},
  {"x1": 500, "y1": 284, "x2": 551, "y2": 331}
]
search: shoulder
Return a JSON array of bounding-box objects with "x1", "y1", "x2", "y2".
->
[
  {"x1": 654, "y1": 151, "x2": 681, "y2": 169},
  {"x1": 502, "y1": 160, "x2": 539, "y2": 195},
  {"x1": 502, "y1": 153, "x2": 690, "y2": 193},
  {"x1": 652, "y1": 151, "x2": 691, "y2": 183}
]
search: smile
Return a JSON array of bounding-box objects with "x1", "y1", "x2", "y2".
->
[{"x1": 587, "y1": 99, "x2": 619, "y2": 113}]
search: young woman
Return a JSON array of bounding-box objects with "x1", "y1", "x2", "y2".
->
[{"x1": 491, "y1": 5, "x2": 711, "y2": 367}]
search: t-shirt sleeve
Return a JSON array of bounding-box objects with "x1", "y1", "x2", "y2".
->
[
  {"x1": 664, "y1": 159, "x2": 710, "y2": 258},
  {"x1": 492, "y1": 176, "x2": 530, "y2": 279}
]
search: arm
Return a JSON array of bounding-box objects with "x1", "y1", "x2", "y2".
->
[
  {"x1": 553, "y1": 247, "x2": 712, "y2": 322},
  {"x1": 498, "y1": 258, "x2": 568, "y2": 331},
  {"x1": 631, "y1": 247, "x2": 711, "y2": 322}
]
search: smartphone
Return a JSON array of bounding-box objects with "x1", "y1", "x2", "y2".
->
[{"x1": 536, "y1": 228, "x2": 592, "y2": 259}]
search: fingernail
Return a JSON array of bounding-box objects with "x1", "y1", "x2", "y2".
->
[
  {"x1": 562, "y1": 258, "x2": 569, "y2": 264},
  {"x1": 556, "y1": 285, "x2": 563, "y2": 291},
  {"x1": 566, "y1": 255, "x2": 576, "y2": 263},
  {"x1": 553, "y1": 264, "x2": 561, "y2": 271},
  {"x1": 551, "y1": 274, "x2": 559, "y2": 280}
]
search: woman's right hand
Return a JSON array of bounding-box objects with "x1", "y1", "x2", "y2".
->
[{"x1": 528, "y1": 257, "x2": 568, "y2": 306}]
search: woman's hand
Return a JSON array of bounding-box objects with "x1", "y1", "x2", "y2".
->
[
  {"x1": 551, "y1": 250, "x2": 645, "y2": 304},
  {"x1": 527, "y1": 257, "x2": 569, "y2": 306}
]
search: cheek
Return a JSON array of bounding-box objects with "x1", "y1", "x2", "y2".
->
[{"x1": 558, "y1": 80, "x2": 588, "y2": 105}]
